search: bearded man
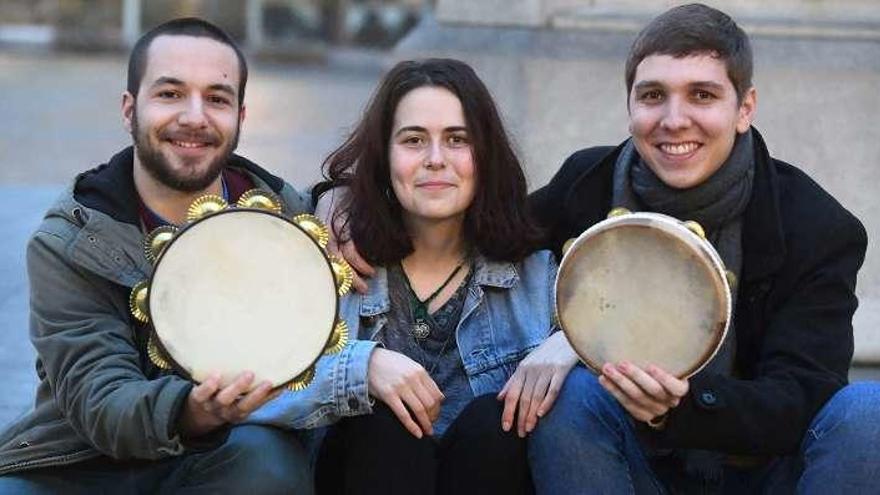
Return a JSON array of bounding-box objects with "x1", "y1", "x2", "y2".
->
[{"x1": 0, "y1": 18, "x2": 314, "y2": 493}]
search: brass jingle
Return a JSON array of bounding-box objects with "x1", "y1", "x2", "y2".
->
[
  {"x1": 607, "y1": 206, "x2": 631, "y2": 218},
  {"x1": 237, "y1": 188, "x2": 282, "y2": 214},
  {"x1": 292, "y1": 214, "x2": 330, "y2": 249},
  {"x1": 147, "y1": 333, "x2": 172, "y2": 370},
  {"x1": 725, "y1": 270, "x2": 738, "y2": 291},
  {"x1": 683, "y1": 220, "x2": 707, "y2": 240},
  {"x1": 324, "y1": 320, "x2": 350, "y2": 355},
  {"x1": 329, "y1": 255, "x2": 354, "y2": 296},
  {"x1": 129, "y1": 280, "x2": 150, "y2": 324},
  {"x1": 287, "y1": 365, "x2": 316, "y2": 391},
  {"x1": 186, "y1": 194, "x2": 228, "y2": 223},
  {"x1": 143, "y1": 225, "x2": 178, "y2": 264}
]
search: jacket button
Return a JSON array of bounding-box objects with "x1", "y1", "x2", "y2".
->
[
  {"x1": 699, "y1": 390, "x2": 718, "y2": 407},
  {"x1": 347, "y1": 397, "x2": 359, "y2": 410}
]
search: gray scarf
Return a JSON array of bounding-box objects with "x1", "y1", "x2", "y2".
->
[{"x1": 611, "y1": 131, "x2": 755, "y2": 485}]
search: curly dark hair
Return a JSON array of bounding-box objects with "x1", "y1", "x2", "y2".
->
[{"x1": 318, "y1": 58, "x2": 543, "y2": 264}]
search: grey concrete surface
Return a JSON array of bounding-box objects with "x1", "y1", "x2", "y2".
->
[
  {"x1": 438, "y1": 0, "x2": 880, "y2": 37},
  {"x1": 0, "y1": 186, "x2": 59, "y2": 428}
]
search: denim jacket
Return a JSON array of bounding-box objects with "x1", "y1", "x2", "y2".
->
[{"x1": 251, "y1": 250, "x2": 558, "y2": 431}]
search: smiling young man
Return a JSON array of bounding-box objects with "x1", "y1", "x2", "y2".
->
[
  {"x1": 527, "y1": 3, "x2": 879, "y2": 493},
  {"x1": 0, "y1": 18, "x2": 315, "y2": 493}
]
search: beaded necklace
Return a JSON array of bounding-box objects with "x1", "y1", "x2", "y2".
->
[{"x1": 400, "y1": 260, "x2": 466, "y2": 339}]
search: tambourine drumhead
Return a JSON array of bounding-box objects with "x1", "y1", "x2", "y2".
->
[
  {"x1": 149, "y1": 209, "x2": 337, "y2": 388},
  {"x1": 556, "y1": 212, "x2": 731, "y2": 379}
]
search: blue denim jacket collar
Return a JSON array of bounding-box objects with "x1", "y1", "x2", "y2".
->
[{"x1": 358, "y1": 254, "x2": 518, "y2": 318}]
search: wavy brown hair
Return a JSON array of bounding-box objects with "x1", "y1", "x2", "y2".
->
[{"x1": 318, "y1": 58, "x2": 543, "y2": 265}]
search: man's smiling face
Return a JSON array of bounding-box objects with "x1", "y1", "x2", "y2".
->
[
  {"x1": 123, "y1": 34, "x2": 245, "y2": 192},
  {"x1": 628, "y1": 53, "x2": 755, "y2": 189}
]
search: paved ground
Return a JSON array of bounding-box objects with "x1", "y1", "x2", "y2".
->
[{"x1": 0, "y1": 186, "x2": 59, "y2": 426}]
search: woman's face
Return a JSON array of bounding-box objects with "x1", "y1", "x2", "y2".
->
[{"x1": 389, "y1": 86, "x2": 476, "y2": 227}]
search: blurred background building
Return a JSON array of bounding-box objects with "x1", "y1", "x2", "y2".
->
[
  {"x1": 0, "y1": 0, "x2": 878, "y2": 426},
  {"x1": 0, "y1": 0, "x2": 428, "y2": 51}
]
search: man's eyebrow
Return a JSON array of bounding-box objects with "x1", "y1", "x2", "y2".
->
[
  {"x1": 633, "y1": 80, "x2": 662, "y2": 92},
  {"x1": 633, "y1": 80, "x2": 728, "y2": 92},
  {"x1": 150, "y1": 76, "x2": 184, "y2": 88},
  {"x1": 148, "y1": 77, "x2": 237, "y2": 97},
  {"x1": 689, "y1": 81, "x2": 726, "y2": 91},
  {"x1": 208, "y1": 83, "x2": 236, "y2": 96}
]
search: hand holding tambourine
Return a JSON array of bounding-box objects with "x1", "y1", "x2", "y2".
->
[
  {"x1": 555, "y1": 208, "x2": 734, "y2": 424},
  {"x1": 129, "y1": 190, "x2": 354, "y2": 394}
]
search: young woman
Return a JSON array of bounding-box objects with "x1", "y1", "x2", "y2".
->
[{"x1": 306, "y1": 58, "x2": 581, "y2": 494}]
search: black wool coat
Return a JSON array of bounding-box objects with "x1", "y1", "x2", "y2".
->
[{"x1": 530, "y1": 128, "x2": 867, "y2": 455}]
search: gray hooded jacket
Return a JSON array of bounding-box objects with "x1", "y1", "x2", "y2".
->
[{"x1": 0, "y1": 147, "x2": 310, "y2": 474}]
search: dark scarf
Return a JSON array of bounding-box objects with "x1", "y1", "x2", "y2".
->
[{"x1": 611, "y1": 131, "x2": 755, "y2": 485}]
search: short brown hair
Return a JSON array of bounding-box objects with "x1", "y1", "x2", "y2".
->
[
  {"x1": 128, "y1": 17, "x2": 248, "y2": 106},
  {"x1": 625, "y1": 3, "x2": 753, "y2": 102}
]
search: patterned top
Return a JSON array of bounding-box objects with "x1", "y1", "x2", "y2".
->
[{"x1": 365, "y1": 263, "x2": 475, "y2": 436}]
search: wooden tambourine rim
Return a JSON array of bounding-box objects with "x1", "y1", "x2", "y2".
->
[
  {"x1": 146, "y1": 207, "x2": 339, "y2": 389},
  {"x1": 555, "y1": 212, "x2": 732, "y2": 379}
]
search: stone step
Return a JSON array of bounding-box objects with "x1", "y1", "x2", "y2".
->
[{"x1": 551, "y1": 7, "x2": 880, "y2": 41}]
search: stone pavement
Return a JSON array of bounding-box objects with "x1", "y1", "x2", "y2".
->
[{"x1": 0, "y1": 186, "x2": 58, "y2": 427}]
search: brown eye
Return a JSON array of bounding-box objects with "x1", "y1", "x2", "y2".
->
[
  {"x1": 448, "y1": 134, "x2": 469, "y2": 147},
  {"x1": 638, "y1": 90, "x2": 663, "y2": 102},
  {"x1": 207, "y1": 95, "x2": 231, "y2": 106}
]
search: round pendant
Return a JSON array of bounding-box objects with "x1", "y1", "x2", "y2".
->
[{"x1": 411, "y1": 320, "x2": 431, "y2": 339}]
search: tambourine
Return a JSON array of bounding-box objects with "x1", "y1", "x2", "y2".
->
[
  {"x1": 555, "y1": 208, "x2": 733, "y2": 379},
  {"x1": 129, "y1": 190, "x2": 353, "y2": 391}
]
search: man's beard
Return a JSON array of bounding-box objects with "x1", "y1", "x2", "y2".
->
[{"x1": 131, "y1": 108, "x2": 239, "y2": 193}]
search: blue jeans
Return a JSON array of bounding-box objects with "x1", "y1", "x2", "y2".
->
[
  {"x1": 528, "y1": 366, "x2": 880, "y2": 494},
  {"x1": 0, "y1": 425, "x2": 313, "y2": 494}
]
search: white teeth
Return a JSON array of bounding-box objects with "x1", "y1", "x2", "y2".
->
[
  {"x1": 660, "y1": 142, "x2": 698, "y2": 155},
  {"x1": 172, "y1": 140, "x2": 205, "y2": 149}
]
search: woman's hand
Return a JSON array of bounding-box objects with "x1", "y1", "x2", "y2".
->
[
  {"x1": 367, "y1": 348, "x2": 444, "y2": 438},
  {"x1": 498, "y1": 332, "x2": 579, "y2": 437},
  {"x1": 598, "y1": 362, "x2": 688, "y2": 426},
  {"x1": 314, "y1": 187, "x2": 374, "y2": 293}
]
